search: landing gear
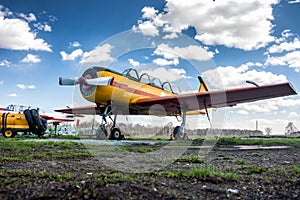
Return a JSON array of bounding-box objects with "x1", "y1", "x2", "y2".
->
[
  {"x1": 173, "y1": 111, "x2": 187, "y2": 140},
  {"x1": 96, "y1": 103, "x2": 124, "y2": 140},
  {"x1": 109, "y1": 127, "x2": 122, "y2": 140}
]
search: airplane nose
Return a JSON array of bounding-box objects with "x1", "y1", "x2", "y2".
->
[{"x1": 80, "y1": 68, "x2": 98, "y2": 96}]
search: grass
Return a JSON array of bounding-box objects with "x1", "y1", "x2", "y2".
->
[
  {"x1": 216, "y1": 136, "x2": 300, "y2": 148},
  {"x1": 176, "y1": 156, "x2": 205, "y2": 164},
  {"x1": 161, "y1": 167, "x2": 240, "y2": 181},
  {"x1": 0, "y1": 139, "x2": 91, "y2": 162}
]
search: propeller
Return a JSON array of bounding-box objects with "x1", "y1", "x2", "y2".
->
[
  {"x1": 59, "y1": 76, "x2": 114, "y2": 86},
  {"x1": 59, "y1": 77, "x2": 78, "y2": 85}
]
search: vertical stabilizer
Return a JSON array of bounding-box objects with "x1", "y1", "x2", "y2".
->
[{"x1": 198, "y1": 76, "x2": 209, "y2": 92}]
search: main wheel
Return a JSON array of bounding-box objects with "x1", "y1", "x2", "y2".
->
[
  {"x1": 3, "y1": 128, "x2": 16, "y2": 138},
  {"x1": 110, "y1": 127, "x2": 122, "y2": 140},
  {"x1": 173, "y1": 126, "x2": 184, "y2": 139},
  {"x1": 96, "y1": 125, "x2": 107, "y2": 140}
]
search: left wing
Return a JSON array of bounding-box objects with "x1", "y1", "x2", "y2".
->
[{"x1": 132, "y1": 82, "x2": 297, "y2": 115}]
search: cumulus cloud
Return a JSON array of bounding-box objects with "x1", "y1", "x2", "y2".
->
[
  {"x1": 289, "y1": 112, "x2": 299, "y2": 118},
  {"x1": 0, "y1": 59, "x2": 11, "y2": 67},
  {"x1": 152, "y1": 58, "x2": 179, "y2": 66},
  {"x1": 0, "y1": 6, "x2": 52, "y2": 51},
  {"x1": 140, "y1": 67, "x2": 190, "y2": 82},
  {"x1": 0, "y1": 80, "x2": 4, "y2": 85},
  {"x1": 202, "y1": 62, "x2": 287, "y2": 89},
  {"x1": 153, "y1": 43, "x2": 213, "y2": 61},
  {"x1": 60, "y1": 49, "x2": 83, "y2": 61},
  {"x1": 17, "y1": 84, "x2": 36, "y2": 89},
  {"x1": 8, "y1": 93, "x2": 17, "y2": 97},
  {"x1": 80, "y1": 44, "x2": 115, "y2": 64},
  {"x1": 69, "y1": 41, "x2": 81, "y2": 48},
  {"x1": 237, "y1": 97, "x2": 300, "y2": 114},
  {"x1": 134, "y1": 0, "x2": 279, "y2": 50},
  {"x1": 20, "y1": 54, "x2": 41, "y2": 63},
  {"x1": 288, "y1": 0, "x2": 300, "y2": 3},
  {"x1": 33, "y1": 22, "x2": 52, "y2": 32},
  {"x1": 128, "y1": 58, "x2": 140, "y2": 67},
  {"x1": 268, "y1": 38, "x2": 300, "y2": 53},
  {"x1": 266, "y1": 51, "x2": 300, "y2": 72},
  {"x1": 264, "y1": 30, "x2": 300, "y2": 72}
]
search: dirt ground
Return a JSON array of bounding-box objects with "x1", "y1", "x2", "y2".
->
[{"x1": 0, "y1": 140, "x2": 300, "y2": 199}]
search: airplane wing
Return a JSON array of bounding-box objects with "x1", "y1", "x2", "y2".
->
[
  {"x1": 132, "y1": 82, "x2": 297, "y2": 115},
  {"x1": 55, "y1": 105, "x2": 106, "y2": 115},
  {"x1": 55, "y1": 82, "x2": 297, "y2": 116},
  {"x1": 40, "y1": 113, "x2": 77, "y2": 122}
]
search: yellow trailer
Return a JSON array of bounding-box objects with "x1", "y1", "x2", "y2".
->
[{"x1": 0, "y1": 109, "x2": 47, "y2": 138}]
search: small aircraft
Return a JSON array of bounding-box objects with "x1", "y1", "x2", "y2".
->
[
  {"x1": 57, "y1": 67, "x2": 297, "y2": 140},
  {"x1": 0, "y1": 104, "x2": 76, "y2": 138}
]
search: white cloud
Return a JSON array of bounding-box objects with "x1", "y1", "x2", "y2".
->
[
  {"x1": 237, "y1": 97, "x2": 300, "y2": 114},
  {"x1": 128, "y1": 58, "x2": 140, "y2": 67},
  {"x1": 80, "y1": 44, "x2": 115, "y2": 64},
  {"x1": 237, "y1": 110, "x2": 249, "y2": 115},
  {"x1": 132, "y1": 21, "x2": 159, "y2": 37},
  {"x1": 60, "y1": 49, "x2": 83, "y2": 61},
  {"x1": 141, "y1": 7, "x2": 158, "y2": 19},
  {"x1": 289, "y1": 112, "x2": 299, "y2": 118},
  {"x1": 0, "y1": 59, "x2": 11, "y2": 67},
  {"x1": 19, "y1": 12, "x2": 36, "y2": 22},
  {"x1": 202, "y1": 62, "x2": 287, "y2": 89},
  {"x1": 8, "y1": 93, "x2": 17, "y2": 97},
  {"x1": 153, "y1": 43, "x2": 213, "y2": 62},
  {"x1": 266, "y1": 50, "x2": 300, "y2": 72},
  {"x1": 34, "y1": 23, "x2": 52, "y2": 32},
  {"x1": 268, "y1": 38, "x2": 300, "y2": 53},
  {"x1": 140, "y1": 67, "x2": 189, "y2": 82},
  {"x1": 21, "y1": 54, "x2": 41, "y2": 63},
  {"x1": 0, "y1": 7, "x2": 51, "y2": 51},
  {"x1": 134, "y1": 0, "x2": 279, "y2": 50},
  {"x1": 17, "y1": 84, "x2": 36, "y2": 90},
  {"x1": 69, "y1": 41, "x2": 81, "y2": 48},
  {"x1": 0, "y1": 80, "x2": 4, "y2": 85},
  {"x1": 288, "y1": 0, "x2": 300, "y2": 4},
  {"x1": 152, "y1": 58, "x2": 179, "y2": 66}
]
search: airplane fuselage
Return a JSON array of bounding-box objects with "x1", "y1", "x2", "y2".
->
[{"x1": 80, "y1": 67, "x2": 174, "y2": 110}]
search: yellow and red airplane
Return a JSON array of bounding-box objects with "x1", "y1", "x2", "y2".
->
[{"x1": 57, "y1": 67, "x2": 297, "y2": 140}]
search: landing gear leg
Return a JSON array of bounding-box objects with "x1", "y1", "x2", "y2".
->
[
  {"x1": 173, "y1": 111, "x2": 186, "y2": 140},
  {"x1": 95, "y1": 103, "x2": 124, "y2": 140}
]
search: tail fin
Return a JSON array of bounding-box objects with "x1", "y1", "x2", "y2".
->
[{"x1": 198, "y1": 76, "x2": 209, "y2": 92}]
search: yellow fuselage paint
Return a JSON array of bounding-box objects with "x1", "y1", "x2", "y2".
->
[{"x1": 83, "y1": 70, "x2": 174, "y2": 106}]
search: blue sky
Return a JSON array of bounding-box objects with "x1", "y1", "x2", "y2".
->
[{"x1": 0, "y1": 0, "x2": 300, "y2": 134}]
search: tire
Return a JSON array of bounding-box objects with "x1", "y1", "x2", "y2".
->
[
  {"x1": 110, "y1": 127, "x2": 122, "y2": 140},
  {"x1": 24, "y1": 109, "x2": 36, "y2": 132},
  {"x1": 173, "y1": 126, "x2": 184, "y2": 139},
  {"x1": 30, "y1": 109, "x2": 46, "y2": 136},
  {"x1": 3, "y1": 128, "x2": 16, "y2": 138},
  {"x1": 96, "y1": 125, "x2": 107, "y2": 140}
]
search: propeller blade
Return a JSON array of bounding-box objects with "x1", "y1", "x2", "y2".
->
[
  {"x1": 59, "y1": 77, "x2": 78, "y2": 86},
  {"x1": 84, "y1": 77, "x2": 114, "y2": 86}
]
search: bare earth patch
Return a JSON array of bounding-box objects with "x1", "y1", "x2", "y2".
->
[{"x1": 0, "y1": 139, "x2": 299, "y2": 199}]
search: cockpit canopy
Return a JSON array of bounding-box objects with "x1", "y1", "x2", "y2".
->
[{"x1": 122, "y1": 68, "x2": 178, "y2": 94}]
